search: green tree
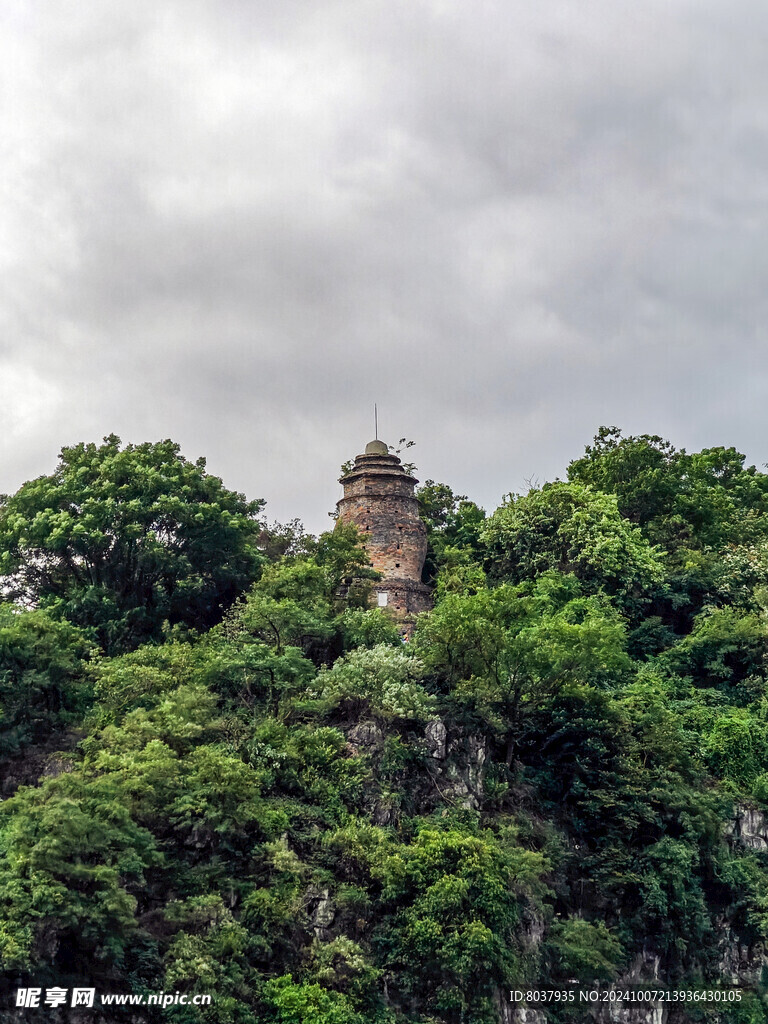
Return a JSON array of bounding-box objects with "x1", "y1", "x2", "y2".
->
[
  {"x1": 313, "y1": 645, "x2": 433, "y2": 724},
  {"x1": 546, "y1": 918, "x2": 624, "y2": 982},
  {"x1": 569, "y1": 426, "x2": 768, "y2": 550},
  {"x1": 414, "y1": 574, "x2": 631, "y2": 764},
  {"x1": 0, "y1": 435, "x2": 265, "y2": 653},
  {"x1": 312, "y1": 522, "x2": 382, "y2": 609},
  {"x1": 417, "y1": 480, "x2": 486, "y2": 583},
  {"x1": 375, "y1": 822, "x2": 549, "y2": 1022},
  {"x1": 0, "y1": 772, "x2": 160, "y2": 973},
  {"x1": 163, "y1": 896, "x2": 260, "y2": 1023},
  {"x1": 0, "y1": 606, "x2": 93, "y2": 757},
  {"x1": 482, "y1": 482, "x2": 664, "y2": 614},
  {"x1": 338, "y1": 608, "x2": 402, "y2": 651},
  {"x1": 567, "y1": 427, "x2": 682, "y2": 531},
  {"x1": 261, "y1": 975, "x2": 367, "y2": 1024},
  {"x1": 661, "y1": 606, "x2": 768, "y2": 700}
]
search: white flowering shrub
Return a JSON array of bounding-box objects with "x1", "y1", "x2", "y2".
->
[
  {"x1": 314, "y1": 644, "x2": 434, "y2": 723},
  {"x1": 712, "y1": 540, "x2": 768, "y2": 611}
]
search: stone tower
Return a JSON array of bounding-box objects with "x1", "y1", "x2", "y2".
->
[{"x1": 337, "y1": 439, "x2": 432, "y2": 621}]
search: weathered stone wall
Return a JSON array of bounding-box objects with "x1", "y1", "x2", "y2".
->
[
  {"x1": 337, "y1": 445, "x2": 432, "y2": 621},
  {"x1": 337, "y1": 493, "x2": 426, "y2": 579}
]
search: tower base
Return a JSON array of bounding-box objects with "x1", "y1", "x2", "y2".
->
[{"x1": 372, "y1": 577, "x2": 432, "y2": 620}]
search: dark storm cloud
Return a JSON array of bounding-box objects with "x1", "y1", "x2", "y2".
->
[{"x1": 2, "y1": 0, "x2": 768, "y2": 530}]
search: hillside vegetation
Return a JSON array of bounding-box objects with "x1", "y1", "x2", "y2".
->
[{"x1": 1, "y1": 429, "x2": 768, "y2": 1023}]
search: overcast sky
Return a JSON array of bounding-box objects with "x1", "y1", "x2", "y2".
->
[{"x1": 1, "y1": 1, "x2": 767, "y2": 533}]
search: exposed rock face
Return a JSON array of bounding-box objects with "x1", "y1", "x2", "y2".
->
[
  {"x1": 623, "y1": 946, "x2": 662, "y2": 983},
  {"x1": 337, "y1": 440, "x2": 432, "y2": 621},
  {"x1": 347, "y1": 720, "x2": 385, "y2": 752},
  {"x1": 601, "y1": 1005, "x2": 666, "y2": 1024},
  {"x1": 508, "y1": 998, "x2": 668, "y2": 1024},
  {"x1": 306, "y1": 886, "x2": 336, "y2": 938},
  {"x1": 424, "y1": 719, "x2": 447, "y2": 759},
  {"x1": 492, "y1": 989, "x2": 545, "y2": 1024},
  {"x1": 465, "y1": 735, "x2": 487, "y2": 795},
  {"x1": 432, "y1": 730, "x2": 487, "y2": 809},
  {"x1": 716, "y1": 922, "x2": 767, "y2": 986},
  {"x1": 0, "y1": 733, "x2": 79, "y2": 797},
  {"x1": 512, "y1": 1008, "x2": 548, "y2": 1024},
  {"x1": 725, "y1": 803, "x2": 768, "y2": 852}
]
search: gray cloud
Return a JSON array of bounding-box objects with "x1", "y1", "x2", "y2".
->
[{"x1": 2, "y1": 0, "x2": 768, "y2": 531}]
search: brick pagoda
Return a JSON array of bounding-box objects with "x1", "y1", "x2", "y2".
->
[{"x1": 337, "y1": 439, "x2": 432, "y2": 622}]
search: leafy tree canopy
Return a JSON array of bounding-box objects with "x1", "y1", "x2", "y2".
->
[
  {"x1": 568, "y1": 426, "x2": 768, "y2": 550},
  {"x1": 481, "y1": 482, "x2": 664, "y2": 614},
  {"x1": 0, "y1": 606, "x2": 93, "y2": 758},
  {"x1": 0, "y1": 435, "x2": 266, "y2": 653},
  {"x1": 3, "y1": 428, "x2": 768, "y2": 1020},
  {"x1": 417, "y1": 480, "x2": 486, "y2": 583}
]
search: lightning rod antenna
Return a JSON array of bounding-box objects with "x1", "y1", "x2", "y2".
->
[{"x1": 374, "y1": 403, "x2": 378, "y2": 440}]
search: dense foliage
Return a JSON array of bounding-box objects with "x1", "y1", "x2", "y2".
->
[
  {"x1": 0, "y1": 436, "x2": 265, "y2": 654},
  {"x1": 1, "y1": 429, "x2": 768, "y2": 1023}
]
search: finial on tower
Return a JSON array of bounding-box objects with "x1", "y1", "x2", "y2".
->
[
  {"x1": 365, "y1": 439, "x2": 388, "y2": 454},
  {"x1": 366, "y1": 403, "x2": 387, "y2": 453}
]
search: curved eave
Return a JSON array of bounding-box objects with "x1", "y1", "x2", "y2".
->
[{"x1": 339, "y1": 469, "x2": 419, "y2": 484}]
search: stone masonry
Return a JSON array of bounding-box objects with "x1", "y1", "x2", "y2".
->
[{"x1": 337, "y1": 439, "x2": 432, "y2": 623}]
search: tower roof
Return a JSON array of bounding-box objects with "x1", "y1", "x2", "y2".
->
[{"x1": 365, "y1": 439, "x2": 388, "y2": 455}]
